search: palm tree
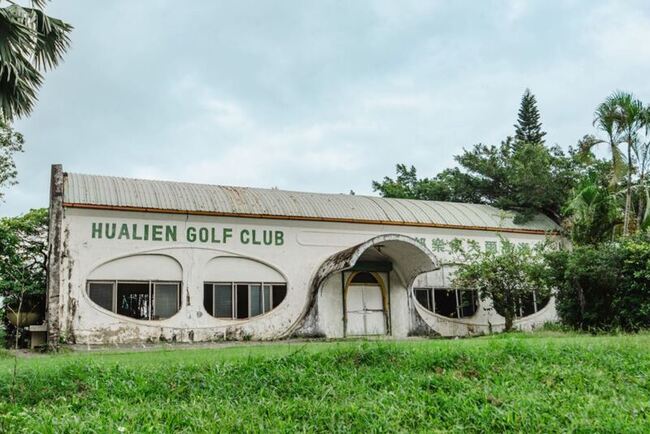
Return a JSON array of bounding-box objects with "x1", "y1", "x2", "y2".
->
[
  {"x1": 610, "y1": 92, "x2": 646, "y2": 235},
  {"x1": 634, "y1": 108, "x2": 650, "y2": 230},
  {"x1": 565, "y1": 175, "x2": 620, "y2": 244},
  {"x1": 0, "y1": 0, "x2": 72, "y2": 121},
  {"x1": 588, "y1": 97, "x2": 625, "y2": 186},
  {"x1": 590, "y1": 92, "x2": 646, "y2": 235}
]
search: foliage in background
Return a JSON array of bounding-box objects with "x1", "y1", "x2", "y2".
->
[
  {"x1": 0, "y1": 208, "x2": 48, "y2": 303},
  {"x1": 0, "y1": 119, "x2": 23, "y2": 201},
  {"x1": 514, "y1": 88, "x2": 546, "y2": 144},
  {"x1": 544, "y1": 246, "x2": 620, "y2": 331},
  {"x1": 451, "y1": 238, "x2": 552, "y2": 331},
  {"x1": 0, "y1": 0, "x2": 72, "y2": 121},
  {"x1": 563, "y1": 169, "x2": 621, "y2": 245},
  {"x1": 0, "y1": 1, "x2": 71, "y2": 203},
  {"x1": 585, "y1": 91, "x2": 650, "y2": 235},
  {"x1": 544, "y1": 237, "x2": 650, "y2": 331},
  {"x1": 370, "y1": 164, "x2": 481, "y2": 203},
  {"x1": 374, "y1": 88, "x2": 650, "y2": 240},
  {"x1": 0, "y1": 208, "x2": 47, "y2": 349},
  {"x1": 373, "y1": 89, "x2": 585, "y2": 224},
  {"x1": 613, "y1": 239, "x2": 650, "y2": 330}
]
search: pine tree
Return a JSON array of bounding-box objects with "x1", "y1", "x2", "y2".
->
[{"x1": 514, "y1": 88, "x2": 546, "y2": 144}]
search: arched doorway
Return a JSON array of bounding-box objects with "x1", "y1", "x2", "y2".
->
[
  {"x1": 286, "y1": 234, "x2": 440, "y2": 339},
  {"x1": 344, "y1": 271, "x2": 389, "y2": 336}
]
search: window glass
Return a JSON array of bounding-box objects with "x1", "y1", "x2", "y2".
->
[
  {"x1": 205, "y1": 282, "x2": 286, "y2": 320},
  {"x1": 236, "y1": 284, "x2": 249, "y2": 319},
  {"x1": 117, "y1": 282, "x2": 150, "y2": 320},
  {"x1": 88, "y1": 282, "x2": 114, "y2": 311},
  {"x1": 250, "y1": 284, "x2": 263, "y2": 317},
  {"x1": 204, "y1": 283, "x2": 214, "y2": 316},
  {"x1": 214, "y1": 284, "x2": 233, "y2": 318},
  {"x1": 434, "y1": 288, "x2": 457, "y2": 318},
  {"x1": 520, "y1": 291, "x2": 536, "y2": 317},
  {"x1": 271, "y1": 284, "x2": 287, "y2": 309},
  {"x1": 535, "y1": 292, "x2": 551, "y2": 311},
  {"x1": 263, "y1": 285, "x2": 272, "y2": 313},
  {"x1": 492, "y1": 289, "x2": 551, "y2": 319},
  {"x1": 414, "y1": 288, "x2": 432, "y2": 311},
  {"x1": 87, "y1": 280, "x2": 181, "y2": 320},
  {"x1": 459, "y1": 290, "x2": 478, "y2": 317},
  {"x1": 415, "y1": 287, "x2": 478, "y2": 319},
  {"x1": 154, "y1": 283, "x2": 179, "y2": 319}
]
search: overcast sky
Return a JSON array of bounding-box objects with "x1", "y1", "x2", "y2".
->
[{"x1": 2, "y1": 0, "x2": 650, "y2": 216}]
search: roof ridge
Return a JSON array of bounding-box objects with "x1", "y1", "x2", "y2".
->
[{"x1": 63, "y1": 172, "x2": 559, "y2": 233}]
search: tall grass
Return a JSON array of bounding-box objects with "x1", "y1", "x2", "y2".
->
[{"x1": 1, "y1": 334, "x2": 649, "y2": 432}]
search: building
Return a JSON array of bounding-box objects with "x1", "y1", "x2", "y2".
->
[{"x1": 46, "y1": 165, "x2": 559, "y2": 345}]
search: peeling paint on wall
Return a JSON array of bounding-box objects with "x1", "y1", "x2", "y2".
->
[{"x1": 46, "y1": 170, "x2": 559, "y2": 346}]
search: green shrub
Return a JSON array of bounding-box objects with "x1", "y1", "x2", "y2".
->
[
  {"x1": 615, "y1": 239, "x2": 650, "y2": 330},
  {"x1": 545, "y1": 237, "x2": 650, "y2": 331}
]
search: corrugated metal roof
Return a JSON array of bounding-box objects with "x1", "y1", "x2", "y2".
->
[{"x1": 62, "y1": 172, "x2": 560, "y2": 233}]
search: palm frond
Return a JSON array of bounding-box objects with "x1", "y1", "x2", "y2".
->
[
  {"x1": 0, "y1": 3, "x2": 71, "y2": 121},
  {"x1": 29, "y1": 8, "x2": 72, "y2": 70}
]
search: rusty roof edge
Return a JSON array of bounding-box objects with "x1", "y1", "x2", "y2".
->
[{"x1": 62, "y1": 201, "x2": 560, "y2": 236}]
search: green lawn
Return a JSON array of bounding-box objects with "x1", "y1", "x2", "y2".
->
[{"x1": 1, "y1": 333, "x2": 649, "y2": 433}]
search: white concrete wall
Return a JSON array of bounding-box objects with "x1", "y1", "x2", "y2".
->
[{"x1": 57, "y1": 207, "x2": 558, "y2": 344}]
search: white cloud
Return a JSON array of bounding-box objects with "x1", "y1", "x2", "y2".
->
[
  {"x1": 504, "y1": 0, "x2": 529, "y2": 23},
  {"x1": 4, "y1": 0, "x2": 650, "y2": 216},
  {"x1": 586, "y1": 1, "x2": 650, "y2": 64}
]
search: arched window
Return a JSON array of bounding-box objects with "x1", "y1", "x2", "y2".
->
[
  {"x1": 414, "y1": 287, "x2": 478, "y2": 319},
  {"x1": 513, "y1": 290, "x2": 550, "y2": 318},
  {"x1": 86, "y1": 254, "x2": 182, "y2": 320},
  {"x1": 203, "y1": 257, "x2": 287, "y2": 319},
  {"x1": 413, "y1": 265, "x2": 478, "y2": 319}
]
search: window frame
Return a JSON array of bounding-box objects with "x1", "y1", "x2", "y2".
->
[
  {"x1": 86, "y1": 280, "x2": 182, "y2": 320},
  {"x1": 413, "y1": 286, "x2": 479, "y2": 319},
  {"x1": 152, "y1": 281, "x2": 182, "y2": 320},
  {"x1": 414, "y1": 287, "x2": 433, "y2": 311},
  {"x1": 87, "y1": 280, "x2": 117, "y2": 313},
  {"x1": 204, "y1": 281, "x2": 287, "y2": 320},
  {"x1": 516, "y1": 289, "x2": 548, "y2": 318}
]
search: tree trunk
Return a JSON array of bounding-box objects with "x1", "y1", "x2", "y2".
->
[
  {"x1": 638, "y1": 172, "x2": 645, "y2": 229},
  {"x1": 504, "y1": 314, "x2": 513, "y2": 332},
  {"x1": 503, "y1": 290, "x2": 514, "y2": 332},
  {"x1": 577, "y1": 282, "x2": 586, "y2": 330},
  {"x1": 14, "y1": 295, "x2": 23, "y2": 350},
  {"x1": 11, "y1": 292, "x2": 24, "y2": 404},
  {"x1": 624, "y1": 141, "x2": 633, "y2": 235}
]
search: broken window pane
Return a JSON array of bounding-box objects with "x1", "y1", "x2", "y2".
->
[
  {"x1": 88, "y1": 282, "x2": 114, "y2": 311},
  {"x1": 117, "y1": 282, "x2": 150, "y2": 320},
  {"x1": 87, "y1": 280, "x2": 181, "y2": 321}
]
